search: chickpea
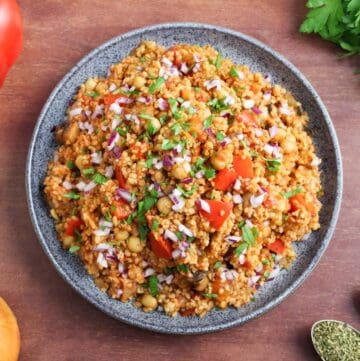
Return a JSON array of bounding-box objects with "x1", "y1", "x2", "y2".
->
[
  {"x1": 147, "y1": 118, "x2": 161, "y2": 134},
  {"x1": 210, "y1": 150, "x2": 232, "y2": 170},
  {"x1": 141, "y1": 294, "x2": 158, "y2": 310},
  {"x1": 156, "y1": 197, "x2": 172, "y2": 215},
  {"x1": 133, "y1": 76, "x2": 146, "y2": 89},
  {"x1": 127, "y1": 236, "x2": 144, "y2": 253},
  {"x1": 171, "y1": 162, "x2": 190, "y2": 180},
  {"x1": 281, "y1": 133, "x2": 297, "y2": 153},
  {"x1": 75, "y1": 154, "x2": 89, "y2": 170},
  {"x1": 84, "y1": 78, "x2": 97, "y2": 91},
  {"x1": 115, "y1": 230, "x2": 129, "y2": 242},
  {"x1": 63, "y1": 123, "x2": 80, "y2": 144}
]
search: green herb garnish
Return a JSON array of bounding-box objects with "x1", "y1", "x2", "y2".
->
[
  {"x1": 229, "y1": 66, "x2": 240, "y2": 78},
  {"x1": 66, "y1": 160, "x2": 75, "y2": 169},
  {"x1": 242, "y1": 225, "x2": 256, "y2": 245},
  {"x1": 161, "y1": 139, "x2": 177, "y2": 150},
  {"x1": 204, "y1": 168, "x2": 216, "y2": 179},
  {"x1": 148, "y1": 275, "x2": 159, "y2": 296},
  {"x1": 203, "y1": 115, "x2": 214, "y2": 129},
  {"x1": 213, "y1": 261, "x2": 222, "y2": 270},
  {"x1": 216, "y1": 132, "x2": 225, "y2": 141},
  {"x1": 234, "y1": 242, "x2": 248, "y2": 256},
  {"x1": 168, "y1": 98, "x2": 181, "y2": 120},
  {"x1": 177, "y1": 264, "x2": 189, "y2": 273},
  {"x1": 203, "y1": 293, "x2": 218, "y2": 298},
  {"x1": 92, "y1": 173, "x2": 107, "y2": 185},
  {"x1": 283, "y1": 187, "x2": 302, "y2": 199},
  {"x1": 116, "y1": 127, "x2": 127, "y2": 136},
  {"x1": 139, "y1": 112, "x2": 157, "y2": 122},
  {"x1": 148, "y1": 77, "x2": 165, "y2": 94},
  {"x1": 215, "y1": 52, "x2": 222, "y2": 70},
  {"x1": 69, "y1": 245, "x2": 80, "y2": 253},
  {"x1": 82, "y1": 167, "x2": 95, "y2": 175},
  {"x1": 64, "y1": 192, "x2": 80, "y2": 200},
  {"x1": 265, "y1": 159, "x2": 281, "y2": 172},
  {"x1": 84, "y1": 91, "x2": 99, "y2": 98},
  {"x1": 151, "y1": 219, "x2": 159, "y2": 230},
  {"x1": 176, "y1": 184, "x2": 198, "y2": 198}
]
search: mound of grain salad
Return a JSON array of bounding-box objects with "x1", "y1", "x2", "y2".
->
[{"x1": 44, "y1": 41, "x2": 322, "y2": 316}]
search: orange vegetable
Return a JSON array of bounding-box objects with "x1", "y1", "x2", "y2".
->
[
  {"x1": 65, "y1": 217, "x2": 84, "y2": 236},
  {"x1": 242, "y1": 259, "x2": 252, "y2": 270},
  {"x1": 289, "y1": 194, "x2": 317, "y2": 216},
  {"x1": 237, "y1": 110, "x2": 258, "y2": 127},
  {"x1": 211, "y1": 275, "x2": 229, "y2": 302},
  {"x1": 266, "y1": 239, "x2": 285, "y2": 254},
  {"x1": 104, "y1": 94, "x2": 121, "y2": 109},
  {"x1": 115, "y1": 165, "x2": 127, "y2": 188},
  {"x1": 197, "y1": 200, "x2": 233, "y2": 230},
  {"x1": 214, "y1": 168, "x2": 238, "y2": 191},
  {"x1": 112, "y1": 200, "x2": 131, "y2": 220},
  {"x1": 180, "y1": 308, "x2": 195, "y2": 317},
  {"x1": 189, "y1": 116, "x2": 206, "y2": 141},
  {"x1": 149, "y1": 232, "x2": 172, "y2": 259},
  {"x1": 233, "y1": 155, "x2": 254, "y2": 178}
]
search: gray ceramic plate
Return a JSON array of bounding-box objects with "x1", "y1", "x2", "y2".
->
[{"x1": 26, "y1": 22, "x2": 342, "y2": 334}]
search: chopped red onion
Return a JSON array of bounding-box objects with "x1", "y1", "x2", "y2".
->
[
  {"x1": 161, "y1": 57, "x2": 173, "y2": 67},
  {"x1": 62, "y1": 180, "x2": 73, "y2": 190},
  {"x1": 254, "y1": 128, "x2": 263, "y2": 137},
  {"x1": 311, "y1": 157, "x2": 321, "y2": 167},
  {"x1": 268, "y1": 125, "x2": 278, "y2": 138},
  {"x1": 116, "y1": 96, "x2": 133, "y2": 105},
  {"x1": 90, "y1": 152, "x2": 102, "y2": 164},
  {"x1": 252, "y1": 106, "x2": 262, "y2": 115},
  {"x1": 79, "y1": 121, "x2": 94, "y2": 134},
  {"x1": 92, "y1": 104, "x2": 104, "y2": 119},
  {"x1": 198, "y1": 199, "x2": 211, "y2": 213},
  {"x1": 99, "y1": 219, "x2": 113, "y2": 230},
  {"x1": 69, "y1": 107, "x2": 82, "y2": 117},
  {"x1": 255, "y1": 263, "x2": 263, "y2": 273},
  {"x1": 104, "y1": 165, "x2": 114, "y2": 178},
  {"x1": 164, "y1": 229, "x2": 178, "y2": 243},
  {"x1": 170, "y1": 189, "x2": 185, "y2": 212},
  {"x1": 236, "y1": 133, "x2": 244, "y2": 141},
  {"x1": 111, "y1": 117, "x2": 121, "y2": 130},
  {"x1": 181, "y1": 177, "x2": 193, "y2": 184},
  {"x1": 181, "y1": 100, "x2": 191, "y2": 109},
  {"x1": 264, "y1": 73, "x2": 272, "y2": 82},
  {"x1": 238, "y1": 254, "x2": 246, "y2": 264},
  {"x1": 263, "y1": 143, "x2": 274, "y2": 155},
  {"x1": 224, "y1": 95, "x2": 235, "y2": 105},
  {"x1": 109, "y1": 102, "x2": 122, "y2": 115},
  {"x1": 248, "y1": 275, "x2": 261, "y2": 287},
  {"x1": 220, "y1": 137, "x2": 231, "y2": 147},
  {"x1": 195, "y1": 170, "x2": 204, "y2": 179},
  {"x1": 178, "y1": 224, "x2": 193, "y2": 238},
  {"x1": 76, "y1": 181, "x2": 86, "y2": 191},
  {"x1": 118, "y1": 262, "x2": 125, "y2": 273},
  {"x1": 204, "y1": 79, "x2": 222, "y2": 90},
  {"x1": 108, "y1": 83, "x2": 117, "y2": 92},
  {"x1": 93, "y1": 243, "x2": 112, "y2": 252},
  {"x1": 220, "y1": 110, "x2": 232, "y2": 118},
  {"x1": 225, "y1": 235, "x2": 242, "y2": 244},
  {"x1": 245, "y1": 219, "x2": 254, "y2": 228},
  {"x1": 107, "y1": 131, "x2": 120, "y2": 151},
  {"x1": 233, "y1": 179, "x2": 241, "y2": 190},
  {"x1": 84, "y1": 181, "x2": 97, "y2": 193},
  {"x1": 116, "y1": 289, "x2": 123, "y2": 297},
  {"x1": 137, "y1": 96, "x2": 152, "y2": 105},
  {"x1": 193, "y1": 53, "x2": 201, "y2": 62},
  {"x1": 172, "y1": 249, "x2": 181, "y2": 259},
  {"x1": 116, "y1": 188, "x2": 132, "y2": 203},
  {"x1": 279, "y1": 103, "x2": 291, "y2": 115},
  {"x1": 250, "y1": 193, "x2": 265, "y2": 208},
  {"x1": 94, "y1": 227, "x2": 111, "y2": 237},
  {"x1": 243, "y1": 99, "x2": 255, "y2": 109},
  {"x1": 106, "y1": 253, "x2": 118, "y2": 263},
  {"x1": 144, "y1": 268, "x2": 155, "y2": 277},
  {"x1": 157, "y1": 98, "x2": 169, "y2": 110},
  {"x1": 162, "y1": 154, "x2": 173, "y2": 167},
  {"x1": 233, "y1": 194, "x2": 243, "y2": 204},
  {"x1": 154, "y1": 159, "x2": 164, "y2": 170},
  {"x1": 111, "y1": 146, "x2": 121, "y2": 159},
  {"x1": 206, "y1": 127, "x2": 215, "y2": 138},
  {"x1": 180, "y1": 62, "x2": 189, "y2": 74},
  {"x1": 96, "y1": 253, "x2": 108, "y2": 268}
]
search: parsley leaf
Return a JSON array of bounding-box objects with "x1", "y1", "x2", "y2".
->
[
  {"x1": 229, "y1": 66, "x2": 240, "y2": 78},
  {"x1": 148, "y1": 275, "x2": 159, "y2": 296},
  {"x1": 265, "y1": 159, "x2": 281, "y2": 172},
  {"x1": 64, "y1": 192, "x2": 80, "y2": 200},
  {"x1": 176, "y1": 184, "x2": 198, "y2": 197},
  {"x1": 151, "y1": 219, "x2": 159, "y2": 230},
  {"x1": 84, "y1": 91, "x2": 99, "y2": 98},
  {"x1": 204, "y1": 168, "x2": 216, "y2": 179},
  {"x1": 203, "y1": 293, "x2": 218, "y2": 298},
  {"x1": 82, "y1": 167, "x2": 95, "y2": 175},
  {"x1": 177, "y1": 264, "x2": 189, "y2": 273},
  {"x1": 161, "y1": 139, "x2": 177, "y2": 150},
  {"x1": 213, "y1": 261, "x2": 222, "y2": 270},
  {"x1": 283, "y1": 187, "x2": 302, "y2": 199},
  {"x1": 216, "y1": 132, "x2": 225, "y2": 141},
  {"x1": 204, "y1": 115, "x2": 214, "y2": 129},
  {"x1": 242, "y1": 225, "x2": 256, "y2": 245},
  {"x1": 93, "y1": 173, "x2": 107, "y2": 185},
  {"x1": 148, "y1": 77, "x2": 165, "y2": 94},
  {"x1": 234, "y1": 242, "x2": 248, "y2": 256},
  {"x1": 168, "y1": 98, "x2": 181, "y2": 120},
  {"x1": 66, "y1": 160, "x2": 75, "y2": 169},
  {"x1": 215, "y1": 52, "x2": 222, "y2": 70},
  {"x1": 69, "y1": 245, "x2": 80, "y2": 253}
]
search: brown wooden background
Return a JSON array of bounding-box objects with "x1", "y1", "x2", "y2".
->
[{"x1": 0, "y1": 1, "x2": 359, "y2": 360}]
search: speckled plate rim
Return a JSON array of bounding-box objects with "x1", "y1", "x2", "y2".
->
[{"x1": 26, "y1": 22, "x2": 343, "y2": 334}]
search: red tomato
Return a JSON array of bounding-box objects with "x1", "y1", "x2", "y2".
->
[
  {"x1": 266, "y1": 239, "x2": 285, "y2": 254},
  {"x1": 65, "y1": 217, "x2": 84, "y2": 237},
  {"x1": 214, "y1": 168, "x2": 238, "y2": 191},
  {"x1": 197, "y1": 200, "x2": 233, "y2": 230},
  {"x1": 112, "y1": 200, "x2": 131, "y2": 220},
  {"x1": 0, "y1": 0, "x2": 23, "y2": 86},
  {"x1": 115, "y1": 165, "x2": 127, "y2": 188},
  {"x1": 149, "y1": 232, "x2": 172, "y2": 259},
  {"x1": 233, "y1": 155, "x2": 254, "y2": 178}
]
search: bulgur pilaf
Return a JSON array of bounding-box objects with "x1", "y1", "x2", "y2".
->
[{"x1": 44, "y1": 41, "x2": 322, "y2": 316}]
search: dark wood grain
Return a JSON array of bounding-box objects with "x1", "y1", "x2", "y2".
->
[{"x1": 0, "y1": 1, "x2": 359, "y2": 360}]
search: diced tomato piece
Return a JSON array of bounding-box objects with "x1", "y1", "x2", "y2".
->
[
  {"x1": 197, "y1": 200, "x2": 233, "y2": 230},
  {"x1": 289, "y1": 194, "x2": 305, "y2": 212},
  {"x1": 242, "y1": 259, "x2": 252, "y2": 269},
  {"x1": 233, "y1": 155, "x2": 254, "y2": 178},
  {"x1": 65, "y1": 217, "x2": 84, "y2": 236},
  {"x1": 237, "y1": 110, "x2": 258, "y2": 127},
  {"x1": 149, "y1": 232, "x2": 172, "y2": 259},
  {"x1": 115, "y1": 165, "x2": 127, "y2": 188},
  {"x1": 266, "y1": 239, "x2": 285, "y2": 254},
  {"x1": 104, "y1": 94, "x2": 120, "y2": 109},
  {"x1": 180, "y1": 308, "x2": 196, "y2": 317},
  {"x1": 112, "y1": 200, "x2": 131, "y2": 220},
  {"x1": 214, "y1": 168, "x2": 238, "y2": 191}
]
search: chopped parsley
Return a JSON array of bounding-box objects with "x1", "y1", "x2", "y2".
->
[
  {"x1": 116, "y1": 127, "x2": 127, "y2": 136},
  {"x1": 69, "y1": 245, "x2": 80, "y2": 253},
  {"x1": 229, "y1": 66, "x2": 240, "y2": 78},
  {"x1": 207, "y1": 97, "x2": 230, "y2": 112},
  {"x1": 263, "y1": 271, "x2": 271, "y2": 279},
  {"x1": 66, "y1": 160, "x2": 75, "y2": 169},
  {"x1": 148, "y1": 275, "x2": 159, "y2": 296},
  {"x1": 148, "y1": 77, "x2": 165, "y2": 94},
  {"x1": 151, "y1": 219, "x2": 159, "y2": 230},
  {"x1": 265, "y1": 159, "x2": 281, "y2": 172},
  {"x1": 203, "y1": 115, "x2": 214, "y2": 129},
  {"x1": 283, "y1": 187, "x2": 302, "y2": 199},
  {"x1": 234, "y1": 242, "x2": 248, "y2": 256},
  {"x1": 139, "y1": 112, "x2": 157, "y2": 122},
  {"x1": 159, "y1": 114, "x2": 168, "y2": 124},
  {"x1": 64, "y1": 192, "x2": 80, "y2": 200},
  {"x1": 176, "y1": 184, "x2": 198, "y2": 197},
  {"x1": 215, "y1": 52, "x2": 222, "y2": 70},
  {"x1": 177, "y1": 264, "x2": 189, "y2": 273},
  {"x1": 82, "y1": 167, "x2": 95, "y2": 175},
  {"x1": 213, "y1": 261, "x2": 222, "y2": 270},
  {"x1": 204, "y1": 167, "x2": 216, "y2": 179},
  {"x1": 170, "y1": 122, "x2": 182, "y2": 135},
  {"x1": 262, "y1": 259, "x2": 271, "y2": 266},
  {"x1": 147, "y1": 121, "x2": 158, "y2": 136},
  {"x1": 84, "y1": 91, "x2": 99, "y2": 98},
  {"x1": 92, "y1": 173, "x2": 107, "y2": 185},
  {"x1": 113, "y1": 88, "x2": 140, "y2": 96},
  {"x1": 216, "y1": 132, "x2": 225, "y2": 141},
  {"x1": 168, "y1": 98, "x2": 181, "y2": 120},
  {"x1": 140, "y1": 56, "x2": 147, "y2": 62},
  {"x1": 242, "y1": 225, "x2": 256, "y2": 245},
  {"x1": 238, "y1": 220, "x2": 245, "y2": 228},
  {"x1": 203, "y1": 293, "x2": 218, "y2": 298},
  {"x1": 104, "y1": 210, "x2": 112, "y2": 222},
  {"x1": 161, "y1": 139, "x2": 177, "y2": 150}
]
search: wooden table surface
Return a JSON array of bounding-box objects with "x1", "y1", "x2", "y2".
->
[{"x1": 0, "y1": 1, "x2": 359, "y2": 360}]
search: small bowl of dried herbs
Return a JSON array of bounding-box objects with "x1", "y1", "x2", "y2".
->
[{"x1": 311, "y1": 320, "x2": 360, "y2": 361}]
